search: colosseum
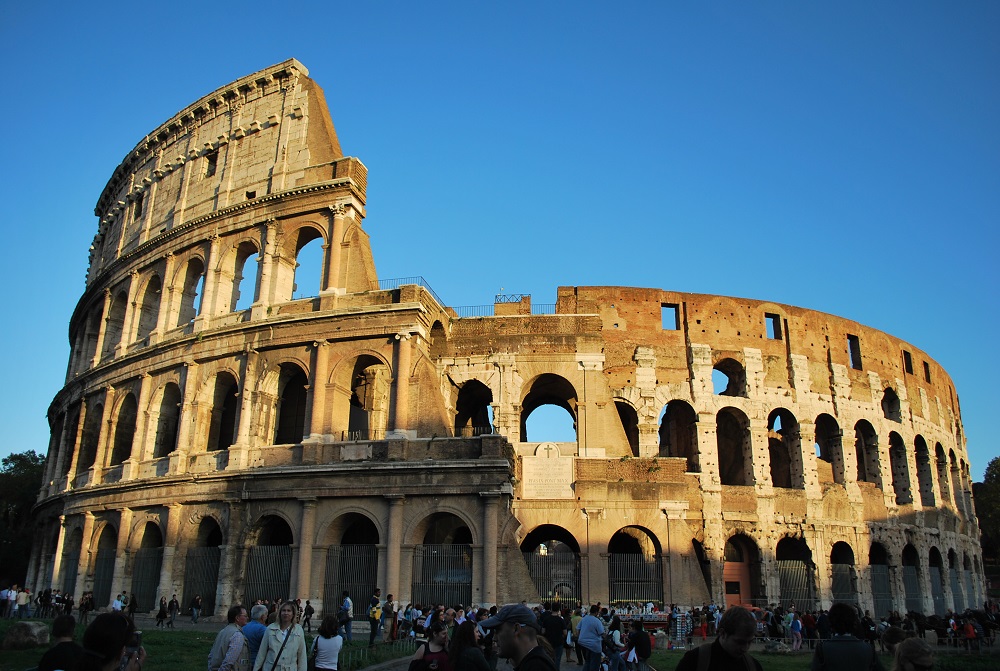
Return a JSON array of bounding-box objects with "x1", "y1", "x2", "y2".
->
[{"x1": 29, "y1": 59, "x2": 984, "y2": 620}]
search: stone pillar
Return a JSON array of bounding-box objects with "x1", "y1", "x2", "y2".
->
[
  {"x1": 296, "y1": 499, "x2": 318, "y2": 599},
  {"x1": 385, "y1": 495, "x2": 405, "y2": 599},
  {"x1": 110, "y1": 508, "x2": 134, "y2": 599},
  {"x1": 195, "y1": 235, "x2": 222, "y2": 329},
  {"x1": 67, "y1": 402, "x2": 88, "y2": 483},
  {"x1": 153, "y1": 252, "x2": 177, "y2": 338},
  {"x1": 797, "y1": 421, "x2": 820, "y2": 494},
  {"x1": 116, "y1": 270, "x2": 141, "y2": 355},
  {"x1": 305, "y1": 341, "x2": 329, "y2": 440},
  {"x1": 252, "y1": 220, "x2": 278, "y2": 318},
  {"x1": 171, "y1": 362, "x2": 198, "y2": 474},
  {"x1": 91, "y1": 289, "x2": 112, "y2": 367},
  {"x1": 131, "y1": 373, "x2": 154, "y2": 467},
  {"x1": 229, "y1": 349, "x2": 259, "y2": 470},
  {"x1": 54, "y1": 408, "x2": 78, "y2": 491},
  {"x1": 749, "y1": 419, "x2": 770, "y2": 491},
  {"x1": 695, "y1": 414, "x2": 720, "y2": 491},
  {"x1": 157, "y1": 503, "x2": 183, "y2": 603},
  {"x1": 323, "y1": 205, "x2": 347, "y2": 293},
  {"x1": 481, "y1": 495, "x2": 500, "y2": 606},
  {"x1": 390, "y1": 333, "x2": 412, "y2": 435},
  {"x1": 75, "y1": 512, "x2": 96, "y2": 597},
  {"x1": 93, "y1": 387, "x2": 117, "y2": 476},
  {"x1": 50, "y1": 516, "x2": 68, "y2": 591}
]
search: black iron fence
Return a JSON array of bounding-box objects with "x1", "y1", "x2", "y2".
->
[
  {"x1": 608, "y1": 553, "x2": 663, "y2": 606},
  {"x1": 412, "y1": 544, "x2": 472, "y2": 607},
  {"x1": 523, "y1": 551, "x2": 581, "y2": 602},
  {"x1": 245, "y1": 545, "x2": 292, "y2": 605},
  {"x1": 183, "y1": 547, "x2": 221, "y2": 617},
  {"x1": 130, "y1": 547, "x2": 163, "y2": 611},
  {"x1": 323, "y1": 545, "x2": 378, "y2": 617}
]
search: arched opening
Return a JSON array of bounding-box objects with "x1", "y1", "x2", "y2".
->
[
  {"x1": 343, "y1": 356, "x2": 390, "y2": 441},
  {"x1": 950, "y1": 452, "x2": 964, "y2": 516},
  {"x1": 455, "y1": 380, "x2": 494, "y2": 437},
  {"x1": 79, "y1": 308, "x2": 102, "y2": 370},
  {"x1": 136, "y1": 275, "x2": 162, "y2": 341},
  {"x1": 962, "y1": 553, "x2": 975, "y2": 611},
  {"x1": 153, "y1": 383, "x2": 181, "y2": 458},
  {"x1": 814, "y1": 414, "x2": 844, "y2": 484},
  {"x1": 130, "y1": 522, "x2": 164, "y2": 612},
  {"x1": 658, "y1": 400, "x2": 699, "y2": 472},
  {"x1": 854, "y1": 420, "x2": 880, "y2": 487},
  {"x1": 207, "y1": 373, "x2": 239, "y2": 452},
  {"x1": 901, "y1": 544, "x2": 923, "y2": 613},
  {"x1": 692, "y1": 539, "x2": 713, "y2": 597},
  {"x1": 245, "y1": 516, "x2": 293, "y2": 605},
  {"x1": 520, "y1": 374, "x2": 578, "y2": 443},
  {"x1": 176, "y1": 258, "x2": 205, "y2": 325},
  {"x1": 77, "y1": 400, "x2": 104, "y2": 473},
  {"x1": 881, "y1": 388, "x2": 902, "y2": 422},
  {"x1": 767, "y1": 408, "x2": 802, "y2": 489},
  {"x1": 776, "y1": 537, "x2": 816, "y2": 610},
  {"x1": 521, "y1": 525, "x2": 582, "y2": 602},
  {"x1": 928, "y1": 547, "x2": 946, "y2": 615},
  {"x1": 608, "y1": 527, "x2": 663, "y2": 607},
  {"x1": 61, "y1": 528, "x2": 83, "y2": 598},
  {"x1": 830, "y1": 542, "x2": 857, "y2": 605},
  {"x1": 935, "y1": 443, "x2": 951, "y2": 505},
  {"x1": 275, "y1": 364, "x2": 308, "y2": 444},
  {"x1": 869, "y1": 542, "x2": 894, "y2": 618},
  {"x1": 948, "y1": 549, "x2": 965, "y2": 613},
  {"x1": 914, "y1": 436, "x2": 934, "y2": 507},
  {"x1": 92, "y1": 525, "x2": 118, "y2": 608},
  {"x1": 101, "y1": 289, "x2": 129, "y2": 359},
  {"x1": 183, "y1": 517, "x2": 223, "y2": 619},
  {"x1": 110, "y1": 394, "x2": 138, "y2": 466},
  {"x1": 712, "y1": 358, "x2": 747, "y2": 397},
  {"x1": 412, "y1": 513, "x2": 473, "y2": 607},
  {"x1": 723, "y1": 534, "x2": 764, "y2": 609},
  {"x1": 233, "y1": 242, "x2": 260, "y2": 311},
  {"x1": 615, "y1": 401, "x2": 640, "y2": 456},
  {"x1": 717, "y1": 407, "x2": 752, "y2": 486},
  {"x1": 429, "y1": 320, "x2": 447, "y2": 359},
  {"x1": 324, "y1": 514, "x2": 379, "y2": 617},
  {"x1": 888, "y1": 432, "x2": 912, "y2": 505},
  {"x1": 292, "y1": 229, "x2": 324, "y2": 299}
]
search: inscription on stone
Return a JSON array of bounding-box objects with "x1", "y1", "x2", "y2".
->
[{"x1": 521, "y1": 443, "x2": 575, "y2": 499}]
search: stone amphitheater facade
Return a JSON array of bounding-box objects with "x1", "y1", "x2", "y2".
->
[{"x1": 30, "y1": 59, "x2": 985, "y2": 619}]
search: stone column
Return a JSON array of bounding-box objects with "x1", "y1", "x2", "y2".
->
[
  {"x1": 153, "y1": 252, "x2": 177, "y2": 338},
  {"x1": 305, "y1": 341, "x2": 329, "y2": 440},
  {"x1": 110, "y1": 508, "x2": 134, "y2": 599},
  {"x1": 67, "y1": 402, "x2": 88, "y2": 483},
  {"x1": 195, "y1": 235, "x2": 222, "y2": 329},
  {"x1": 116, "y1": 270, "x2": 141, "y2": 355},
  {"x1": 749, "y1": 419, "x2": 770, "y2": 491},
  {"x1": 229, "y1": 350, "x2": 259, "y2": 470},
  {"x1": 296, "y1": 499, "x2": 318, "y2": 599},
  {"x1": 390, "y1": 333, "x2": 412, "y2": 435},
  {"x1": 76, "y1": 512, "x2": 96, "y2": 597},
  {"x1": 91, "y1": 289, "x2": 112, "y2": 367},
  {"x1": 50, "y1": 516, "x2": 68, "y2": 591},
  {"x1": 385, "y1": 496, "x2": 405, "y2": 599},
  {"x1": 695, "y1": 414, "x2": 720, "y2": 490},
  {"x1": 157, "y1": 503, "x2": 183, "y2": 602},
  {"x1": 252, "y1": 220, "x2": 278, "y2": 318},
  {"x1": 323, "y1": 205, "x2": 347, "y2": 293},
  {"x1": 93, "y1": 387, "x2": 117, "y2": 477},
  {"x1": 171, "y1": 362, "x2": 198, "y2": 474},
  {"x1": 481, "y1": 495, "x2": 500, "y2": 606},
  {"x1": 54, "y1": 408, "x2": 78, "y2": 491}
]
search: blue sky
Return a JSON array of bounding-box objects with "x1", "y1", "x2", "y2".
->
[{"x1": 1, "y1": 2, "x2": 996, "y2": 479}]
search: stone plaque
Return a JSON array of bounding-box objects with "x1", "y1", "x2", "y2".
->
[{"x1": 521, "y1": 443, "x2": 575, "y2": 499}]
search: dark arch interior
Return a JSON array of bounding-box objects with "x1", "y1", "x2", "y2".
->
[
  {"x1": 257, "y1": 516, "x2": 294, "y2": 546},
  {"x1": 520, "y1": 524, "x2": 581, "y2": 554},
  {"x1": 901, "y1": 544, "x2": 919, "y2": 566},
  {"x1": 111, "y1": 394, "x2": 138, "y2": 465},
  {"x1": 139, "y1": 522, "x2": 163, "y2": 548},
  {"x1": 724, "y1": 535, "x2": 759, "y2": 563},
  {"x1": 830, "y1": 541, "x2": 855, "y2": 565},
  {"x1": 659, "y1": 400, "x2": 698, "y2": 471},
  {"x1": 422, "y1": 513, "x2": 472, "y2": 545},
  {"x1": 276, "y1": 365, "x2": 308, "y2": 444},
  {"x1": 775, "y1": 537, "x2": 812, "y2": 562},
  {"x1": 881, "y1": 388, "x2": 902, "y2": 422},
  {"x1": 615, "y1": 401, "x2": 640, "y2": 456},
  {"x1": 870, "y1": 543, "x2": 889, "y2": 565},
  {"x1": 713, "y1": 358, "x2": 747, "y2": 397},
  {"x1": 208, "y1": 373, "x2": 239, "y2": 451},
  {"x1": 196, "y1": 518, "x2": 224, "y2": 547},
  {"x1": 341, "y1": 514, "x2": 380, "y2": 545},
  {"x1": 455, "y1": 380, "x2": 493, "y2": 437},
  {"x1": 608, "y1": 527, "x2": 660, "y2": 556}
]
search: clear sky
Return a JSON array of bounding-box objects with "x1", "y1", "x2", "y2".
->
[{"x1": 1, "y1": 2, "x2": 996, "y2": 479}]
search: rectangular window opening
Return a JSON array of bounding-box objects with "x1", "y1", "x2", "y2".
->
[
  {"x1": 902, "y1": 350, "x2": 913, "y2": 374},
  {"x1": 245, "y1": 190, "x2": 256, "y2": 200},
  {"x1": 847, "y1": 334, "x2": 863, "y2": 370},
  {"x1": 765, "y1": 313, "x2": 782, "y2": 340},
  {"x1": 923, "y1": 361, "x2": 931, "y2": 383},
  {"x1": 133, "y1": 193, "x2": 144, "y2": 221},
  {"x1": 205, "y1": 150, "x2": 218, "y2": 178},
  {"x1": 661, "y1": 303, "x2": 679, "y2": 331}
]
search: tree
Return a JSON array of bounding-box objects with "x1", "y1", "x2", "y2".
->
[
  {"x1": 0, "y1": 450, "x2": 45, "y2": 586},
  {"x1": 973, "y1": 456, "x2": 1000, "y2": 567}
]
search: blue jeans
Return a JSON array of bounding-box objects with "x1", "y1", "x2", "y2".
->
[
  {"x1": 344, "y1": 618, "x2": 353, "y2": 641},
  {"x1": 583, "y1": 647, "x2": 602, "y2": 671}
]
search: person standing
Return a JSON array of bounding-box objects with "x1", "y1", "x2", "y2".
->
[
  {"x1": 37, "y1": 615, "x2": 84, "y2": 671},
  {"x1": 156, "y1": 596, "x2": 168, "y2": 627},
  {"x1": 209, "y1": 605, "x2": 248, "y2": 671},
  {"x1": 339, "y1": 591, "x2": 353, "y2": 642},
  {"x1": 191, "y1": 594, "x2": 203, "y2": 624},
  {"x1": 368, "y1": 588, "x2": 382, "y2": 646},
  {"x1": 675, "y1": 606, "x2": 763, "y2": 671},
  {"x1": 168, "y1": 594, "x2": 180, "y2": 628},
  {"x1": 252, "y1": 600, "x2": 308, "y2": 671},
  {"x1": 576, "y1": 605, "x2": 605, "y2": 671},
  {"x1": 312, "y1": 615, "x2": 344, "y2": 671},
  {"x1": 243, "y1": 605, "x2": 269, "y2": 668},
  {"x1": 539, "y1": 602, "x2": 566, "y2": 668},
  {"x1": 480, "y1": 604, "x2": 557, "y2": 671},
  {"x1": 810, "y1": 603, "x2": 885, "y2": 671},
  {"x1": 302, "y1": 600, "x2": 315, "y2": 633},
  {"x1": 381, "y1": 593, "x2": 396, "y2": 641}
]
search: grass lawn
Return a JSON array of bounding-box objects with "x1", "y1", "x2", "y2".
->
[
  {"x1": 648, "y1": 645, "x2": 998, "y2": 671},
  {"x1": 0, "y1": 620, "x2": 415, "y2": 671}
]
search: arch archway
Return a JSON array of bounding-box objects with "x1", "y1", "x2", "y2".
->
[
  {"x1": 615, "y1": 401, "x2": 640, "y2": 456},
  {"x1": 607, "y1": 526, "x2": 663, "y2": 606},
  {"x1": 412, "y1": 512, "x2": 473, "y2": 607},
  {"x1": 723, "y1": 534, "x2": 764, "y2": 609},
  {"x1": 713, "y1": 358, "x2": 747, "y2": 397},
  {"x1": 92, "y1": 524, "x2": 119, "y2": 608},
  {"x1": 176, "y1": 257, "x2": 205, "y2": 325},
  {"x1": 244, "y1": 515, "x2": 294, "y2": 605},
  {"x1": 914, "y1": 436, "x2": 934, "y2": 507},
  {"x1": 881, "y1": 388, "x2": 902, "y2": 422},
  {"x1": 102, "y1": 289, "x2": 129, "y2": 359},
  {"x1": 888, "y1": 432, "x2": 912, "y2": 504},
  {"x1": 455, "y1": 380, "x2": 493, "y2": 437},
  {"x1": 658, "y1": 400, "x2": 698, "y2": 472},
  {"x1": 901, "y1": 544, "x2": 923, "y2": 613},
  {"x1": 323, "y1": 513, "x2": 380, "y2": 617},
  {"x1": 854, "y1": 420, "x2": 880, "y2": 487},
  {"x1": 207, "y1": 372, "x2": 239, "y2": 452},
  {"x1": 830, "y1": 542, "x2": 857, "y2": 604},
  {"x1": 814, "y1": 414, "x2": 844, "y2": 484},
  {"x1": 333, "y1": 355, "x2": 391, "y2": 441},
  {"x1": 948, "y1": 549, "x2": 964, "y2": 613},
  {"x1": 717, "y1": 408, "x2": 752, "y2": 486},
  {"x1": 130, "y1": 522, "x2": 164, "y2": 611},
  {"x1": 153, "y1": 383, "x2": 181, "y2": 458},
  {"x1": 77, "y1": 400, "x2": 104, "y2": 473},
  {"x1": 61, "y1": 527, "x2": 83, "y2": 598},
  {"x1": 110, "y1": 394, "x2": 138, "y2": 466},
  {"x1": 275, "y1": 364, "x2": 308, "y2": 444},
  {"x1": 520, "y1": 374, "x2": 578, "y2": 443},
  {"x1": 768, "y1": 409, "x2": 802, "y2": 489},
  {"x1": 928, "y1": 547, "x2": 946, "y2": 615},
  {"x1": 136, "y1": 275, "x2": 162, "y2": 341},
  {"x1": 935, "y1": 443, "x2": 951, "y2": 505},
  {"x1": 183, "y1": 517, "x2": 223, "y2": 618},
  {"x1": 521, "y1": 525, "x2": 581, "y2": 602},
  {"x1": 869, "y1": 543, "x2": 894, "y2": 618},
  {"x1": 775, "y1": 537, "x2": 816, "y2": 609}
]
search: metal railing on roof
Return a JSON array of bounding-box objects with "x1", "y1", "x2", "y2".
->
[
  {"x1": 377, "y1": 276, "x2": 445, "y2": 307},
  {"x1": 450, "y1": 303, "x2": 558, "y2": 318}
]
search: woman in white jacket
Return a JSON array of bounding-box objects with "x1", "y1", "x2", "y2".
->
[{"x1": 253, "y1": 601, "x2": 308, "y2": 671}]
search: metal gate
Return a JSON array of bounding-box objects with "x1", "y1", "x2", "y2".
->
[
  {"x1": 62, "y1": 547, "x2": 81, "y2": 598},
  {"x1": 323, "y1": 545, "x2": 378, "y2": 617},
  {"x1": 183, "y1": 547, "x2": 221, "y2": 617},
  {"x1": 929, "y1": 567, "x2": 945, "y2": 615},
  {"x1": 831, "y1": 564, "x2": 856, "y2": 604},
  {"x1": 902, "y1": 566, "x2": 923, "y2": 613},
  {"x1": 963, "y1": 571, "x2": 975, "y2": 608},
  {"x1": 245, "y1": 545, "x2": 292, "y2": 605},
  {"x1": 92, "y1": 548, "x2": 116, "y2": 608},
  {"x1": 871, "y1": 565, "x2": 894, "y2": 619},
  {"x1": 608, "y1": 553, "x2": 663, "y2": 606},
  {"x1": 950, "y1": 569, "x2": 964, "y2": 613},
  {"x1": 523, "y1": 551, "x2": 581, "y2": 602},
  {"x1": 412, "y1": 545, "x2": 472, "y2": 607},
  {"x1": 130, "y1": 548, "x2": 163, "y2": 612},
  {"x1": 776, "y1": 560, "x2": 816, "y2": 610}
]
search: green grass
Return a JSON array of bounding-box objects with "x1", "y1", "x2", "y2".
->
[
  {"x1": 0, "y1": 619, "x2": 416, "y2": 671},
  {"x1": 647, "y1": 645, "x2": 998, "y2": 671}
]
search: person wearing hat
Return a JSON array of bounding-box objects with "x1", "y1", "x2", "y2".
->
[{"x1": 480, "y1": 604, "x2": 557, "y2": 671}]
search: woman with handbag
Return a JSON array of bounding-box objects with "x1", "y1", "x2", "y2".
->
[
  {"x1": 409, "y1": 622, "x2": 452, "y2": 671},
  {"x1": 253, "y1": 600, "x2": 308, "y2": 671},
  {"x1": 311, "y1": 615, "x2": 344, "y2": 671}
]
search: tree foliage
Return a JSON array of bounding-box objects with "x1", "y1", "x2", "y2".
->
[
  {"x1": 0, "y1": 450, "x2": 45, "y2": 586},
  {"x1": 973, "y1": 456, "x2": 1000, "y2": 563}
]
